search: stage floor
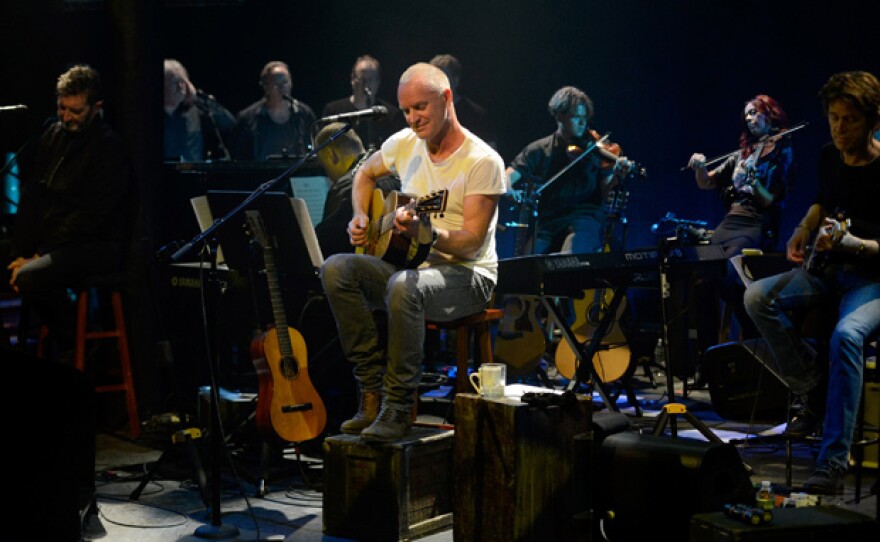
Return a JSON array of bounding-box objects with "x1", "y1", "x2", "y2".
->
[{"x1": 46, "y1": 366, "x2": 880, "y2": 540}]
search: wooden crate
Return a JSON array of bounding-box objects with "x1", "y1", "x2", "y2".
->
[
  {"x1": 453, "y1": 393, "x2": 593, "y2": 542},
  {"x1": 857, "y1": 382, "x2": 879, "y2": 469},
  {"x1": 322, "y1": 427, "x2": 454, "y2": 541}
]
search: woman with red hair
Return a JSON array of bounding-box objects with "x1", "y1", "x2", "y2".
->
[{"x1": 687, "y1": 95, "x2": 796, "y2": 347}]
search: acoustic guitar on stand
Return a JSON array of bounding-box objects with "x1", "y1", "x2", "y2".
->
[
  {"x1": 246, "y1": 210, "x2": 327, "y2": 444},
  {"x1": 554, "y1": 151, "x2": 636, "y2": 384},
  {"x1": 357, "y1": 188, "x2": 448, "y2": 269}
]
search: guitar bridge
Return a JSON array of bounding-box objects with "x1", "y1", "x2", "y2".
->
[{"x1": 281, "y1": 403, "x2": 313, "y2": 413}]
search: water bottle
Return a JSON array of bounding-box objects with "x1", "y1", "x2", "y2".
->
[
  {"x1": 755, "y1": 480, "x2": 775, "y2": 511},
  {"x1": 653, "y1": 338, "x2": 666, "y2": 368}
]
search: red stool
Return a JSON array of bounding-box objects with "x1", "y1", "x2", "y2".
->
[{"x1": 39, "y1": 275, "x2": 140, "y2": 438}]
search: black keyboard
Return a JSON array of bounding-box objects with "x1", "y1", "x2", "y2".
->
[{"x1": 495, "y1": 244, "x2": 727, "y2": 297}]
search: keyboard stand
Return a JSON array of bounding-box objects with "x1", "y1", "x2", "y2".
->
[{"x1": 545, "y1": 289, "x2": 627, "y2": 412}]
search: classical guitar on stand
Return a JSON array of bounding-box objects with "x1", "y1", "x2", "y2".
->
[
  {"x1": 357, "y1": 188, "x2": 448, "y2": 269},
  {"x1": 245, "y1": 210, "x2": 327, "y2": 444}
]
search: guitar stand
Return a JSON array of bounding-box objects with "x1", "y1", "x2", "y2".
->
[
  {"x1": 550, "y1": 292, "x2": 625, "y2": 412},
  {"x1": 130, "y1": 427, "x2": 209, "y2": 506},
  {"x1": 651, "y1": 403, "x2": 722, "y2": 443}
]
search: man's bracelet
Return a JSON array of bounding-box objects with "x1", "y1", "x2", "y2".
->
[{"x1": 796, "y1": 223, "x2": 811, "y2": 230}]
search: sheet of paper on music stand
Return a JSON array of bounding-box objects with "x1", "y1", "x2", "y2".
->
[
  {"x1": 290, "y1": 197, "x2": 324, "y2": 269},
  {"x1": 190, "y1": 195, "x2": 226, "y2": 265},
  {"x1": 290, "y1": 175, "x2": 330, "y2": 226}
]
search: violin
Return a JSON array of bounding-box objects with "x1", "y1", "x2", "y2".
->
[{"x1": 566, "y1": 129, "x2": 648, "y2": 178}]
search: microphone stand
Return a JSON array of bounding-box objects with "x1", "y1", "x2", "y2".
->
[
  {"x1": 159, "y1": 123, "x2": 353, "y2": 539},
  {"x1": 364, "y1": 87, "x2": 376, "y2": 152},
  {"x1": 1, "y1": 117, "x2": 56, "y2": 210},
  {"x1": 196, "y1": 93, "x2": 232, "y2": 162}
]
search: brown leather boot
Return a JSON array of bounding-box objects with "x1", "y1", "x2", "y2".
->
[
  {"x1": 340, "y1": 389, "x2": 381, "y2": 434},
  {"x1": 361, "y1": 404, "x2": 413, "y2": 443}
]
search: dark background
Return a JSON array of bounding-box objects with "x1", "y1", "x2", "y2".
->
[{"x1": 1, "y1": 0, "x2": 877, "y2": 415}]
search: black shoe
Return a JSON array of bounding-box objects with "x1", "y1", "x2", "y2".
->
[
  {"x1": 801, "y1": 467, "x2": 845, "y2": 495},
  {"x1": 783, "y1": 409, "x2": 821, "y2": 439},
  {"x1": 783, "y1": 391, "x2": 824, "y2": 439}
]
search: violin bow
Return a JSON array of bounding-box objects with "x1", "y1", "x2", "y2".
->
[{"x1": 681, "y1": 121, "x2": 809, "y2": 171}]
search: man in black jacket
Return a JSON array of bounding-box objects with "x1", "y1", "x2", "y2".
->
[{"x1": 6, "y1": 64, "x2": 129, "y2": 360}]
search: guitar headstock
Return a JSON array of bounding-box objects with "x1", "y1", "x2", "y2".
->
[
  {"x1": 414, "y1": 189, "x2": 449, "y2": 217},
  {"x1": 830, "y1": 210, "x2": 849, "y2": 245},
  {"x1": 245, "y1": 210, "x2": 271, "y2": 249}
]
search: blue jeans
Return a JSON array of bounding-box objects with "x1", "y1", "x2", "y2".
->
[
  {"x1": 320, "y1": 253, "x2": 495, "y2": 408},
  {"x1": 743, "y1": 265, "x2": 880, "y2": 472}
]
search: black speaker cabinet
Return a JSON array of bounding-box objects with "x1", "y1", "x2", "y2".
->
[
  {"x1": 703, "y1": 339, "x2": 790, "y2": 422},
  {"x1": 3, "y1": 347, "x2": 96, "y2": 541},
  {"x1": 594, "y1": 432, "x2": 754, "y2": 540}
]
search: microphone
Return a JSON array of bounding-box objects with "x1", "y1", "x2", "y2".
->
[
  {"x1": 319, "y1": 105, "x2": 388, "y2": 123},
  {"x1": 651, "y1": 212, "x2": 707, "y2": 233},
  {"x1": 195, "y1": 89, "x2": 215, "y2": 102},
  {"x1": 0, "y1": 104, "x2": 28, "y2": 113}
]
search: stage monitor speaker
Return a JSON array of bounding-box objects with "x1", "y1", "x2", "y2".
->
[
  {"x1": 594, "y1": 432, "x2": 754, "y2": 540},
  {"x1": 703, "y1": 338, "x2": 789, "y2": 422},
  {"x1": 3, "y1": 347, "x2": 95, "y2": 541}
]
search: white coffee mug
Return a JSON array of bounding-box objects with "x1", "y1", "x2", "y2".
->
[{"x1": 469, "y1": 363, "x2": 506, "y2": 399}]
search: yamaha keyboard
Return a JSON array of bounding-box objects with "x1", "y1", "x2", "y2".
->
[{"x1": 495, "y1": 244, "x2": 727, "y2": 297}]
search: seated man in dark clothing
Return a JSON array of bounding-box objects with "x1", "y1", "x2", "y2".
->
[
  {"x1": 163, "y1": 58, "x2": 235, "y2": 162},
  {"x1": 6, "y1": 64, "x2": 130, "y2": 360},
  {"x1": 230, "y1": 60, "x2": 316, "y2": 161},
  {"x1": 321, "y1": 54, "x2": 406, "y2": 151},
  {"x1": 429, "y1": 53, "x2": 497, "y2": 149},
  {"x1": 314, "y1": 122, "x2": 400, "y2": 258}
]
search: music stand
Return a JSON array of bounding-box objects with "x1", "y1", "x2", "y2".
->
[{"x1": 205, "y1": 190, "x2": 320, "y2": 279}]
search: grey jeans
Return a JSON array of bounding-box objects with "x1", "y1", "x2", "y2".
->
[{"x1": 320, "y1": 253, "x2": 494, "y2": 408}]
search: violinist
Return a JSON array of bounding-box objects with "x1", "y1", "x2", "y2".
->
[
  {"x1": 688, "y1": 94, "x2": 795, "y2": 256},
  {"x1": 687, "y1": 94, "x2": 795, "y2": 345},
  {"x1": 506, "y1": 86, "x2": 633, "y2": 255}
]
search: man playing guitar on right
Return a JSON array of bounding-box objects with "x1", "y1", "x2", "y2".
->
[{"x1": 744, "y1": 71, "x2": 880, "y2": 495}]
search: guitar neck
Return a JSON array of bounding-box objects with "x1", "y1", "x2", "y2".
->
[
  {"x1": 262, "y1": 247, "x2": 294, "y2": 357},
  {"x1": 374, "y1": 199, "x2": 415, "y2": 237}
]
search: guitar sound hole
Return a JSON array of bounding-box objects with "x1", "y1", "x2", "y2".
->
[{"x1": 280, "y1": 356, "x2": 299, "y2": 379}]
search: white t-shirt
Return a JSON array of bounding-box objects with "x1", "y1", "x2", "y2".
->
[{"x1": 381, "y1": 127, "x2": 507, "y2": 282}]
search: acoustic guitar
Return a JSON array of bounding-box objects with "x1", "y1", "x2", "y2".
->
[
  {"x1": 554, "y1": 184, "x2": 631, "y2": 383},
  {"x1": 804, "y1": 210, "x2": 848, "y2": 276},
  {"x1": 356, "y1": 188, "x2": 448, "y2": 269},
  {"x1": 246, "y1": 210, "x2": 327, "y2": 444}
]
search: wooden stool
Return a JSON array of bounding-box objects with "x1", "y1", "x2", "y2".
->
[
  {"x1": 39, "y1": 275, "x2": 140, "y2": 438},
  {"x1": 426, "y1": 308, "x2": 504, "y2": 394}
]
